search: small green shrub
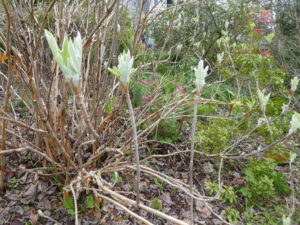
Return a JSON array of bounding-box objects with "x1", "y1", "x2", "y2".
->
[
  {"x1": 205, "y1": 182, "x2": 238, "y2": 204},
  {"x1": 155, "y1": 118, "x2": 181, "y2": 143},
  {"x1": 240, "y1": 159, "x2": 291, "y2": 204},
  {"x1": 195, "y1": 119, "x2": 238, "y2": 153},
  {"x1": 226, "y1": 206, "x2": 240, "y2": 224}
]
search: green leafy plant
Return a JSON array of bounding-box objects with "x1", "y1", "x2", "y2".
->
[
  {"x1": 150, "y1": 197, "x2": 163, "y2": 211},
  {"x1": 243, "y1": 204, "x2": 290, "y2": 225},
  {"x1": 85, "y1": 194, "x2": 100, "y2": 210},
  {"x1": 222, "y1": 186, "x2": 238, "y2": 204},
  {"x1": 154, "y1": 178, "x2": 166, "y2": 193},
  {"x1": 195, "y1": 119, "x2": 238, "y2": 154},
  {"x1": 155, "y1": 118, "x2": 181, "y2": 143},
  {"x1": 225, "y1": 206, "x2": 240, "y2": 224},
  {"x1": 197, "y1": 103, "x2": 218, "y2": 115},
  {"x1": 86, "y1": 195, "x2": 94, "y2": 209},
  {"x1": 6, "y1": 177, "x2": 20, "y2": 189},
  {"x1": 204, "y1": 181, "x2": 219, "y2": 195},
  {"x1": 205, "y1": 182, "x2": 238, "y2": 204},
  {"x1": 63, "y1": 195, "x2": 75, "y2": 215},
  {"x1": 240, "y1": 159, "x2": 291, "y2": 204}
]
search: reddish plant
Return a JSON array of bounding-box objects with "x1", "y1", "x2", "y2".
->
[
  {"x1": 252, "y1": 28, "x2": 262, "y2": 35},
  {"x1": 260, "y1": 9, "x2": 273, "y2": 24},
  {"x1": 176, "y1": 85, "x2": 185, "y2": 94},
  {"x1": 137, "y1": 79, "x2": 149, "y2": 85},
  {"x1": 261, "y1": 52, "x2": 267, "y2": 57},
  {"x1": 141, "y1": 95, "x2": 152, "y2": 102},
  {"x1": 231, "y1": 178, "x2": 246, "y2": 184}
]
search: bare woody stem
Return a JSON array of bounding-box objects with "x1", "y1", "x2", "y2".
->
[
  {"x1": 189, "y1": 94, "x2": 198, "y2": 225},
  {"x1": 125, "y1": 91, "x2": 141, "y2": 207},
  {"x1": 72, "y1": 84, "x2": 101, "y2": 141}
]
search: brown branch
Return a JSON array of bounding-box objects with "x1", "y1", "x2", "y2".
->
[{"x1": 0, "y1": 0, "x2": 13, "y2": 193}]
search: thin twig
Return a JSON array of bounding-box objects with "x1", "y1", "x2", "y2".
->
[{"x1": 70, "y1": 182, "x2": 79, "y2": 225}]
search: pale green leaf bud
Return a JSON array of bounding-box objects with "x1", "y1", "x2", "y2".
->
[
  {"x1": 290, "y1": 77, "x2": 299, "y2": 92},
  {"x1": 44, "y1": 30, "x2": 82, "y2": 85},
  {"x1": 108, "y1": 50, "x2": 136, "y2": 92},
  {"x1": 177, "y1": 44, "x2": 183, "y2": 52},
  {"x1": 289, "y1": 112, "x2": 300, "y2": 135},
  {"x1": 217, "y1": 52, "x2": 224, "y2": 64},
  {"x1": 282, "y1": 215, "x2": 291, "y2": 225},
  {"x1": 117, "y1": 50, "x2": 135, "y2": 86},
  {"x1": 289, "y1": 153, "x2": 297, "y2": 164},
  {"x1": 194, "y1": 60, "x2": 209, "y2": 91},
  {"x1": 257, "y1": 89, "x2": 270, "y2": 112}
]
